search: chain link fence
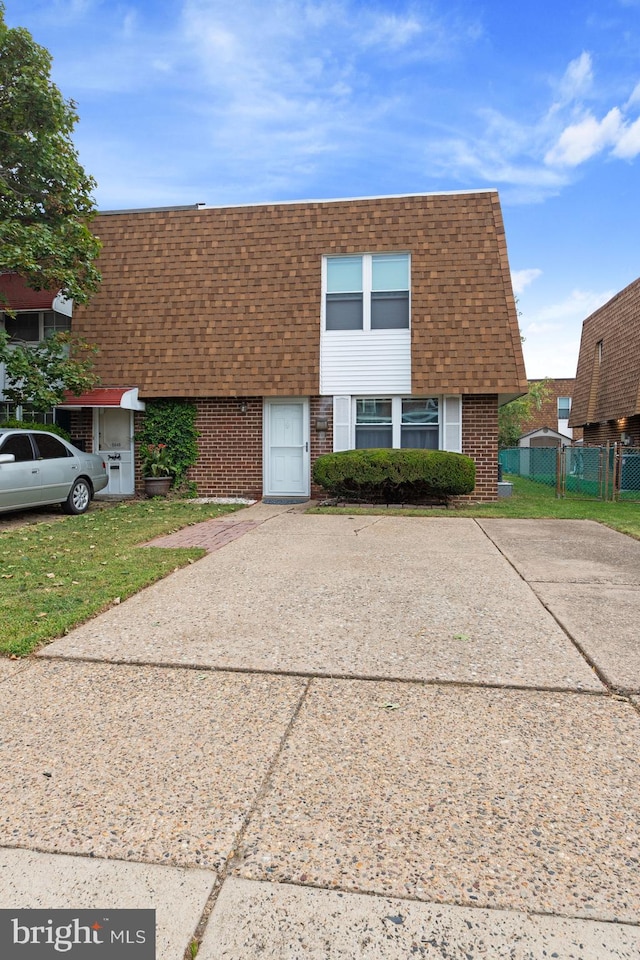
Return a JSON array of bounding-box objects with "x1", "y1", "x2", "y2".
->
[{"x1": 499, "y1": 445, "x2": 640, "y2": 502}]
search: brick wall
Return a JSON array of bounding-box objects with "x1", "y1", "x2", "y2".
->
[
  {"x1": 188, "y1": 398, "x2": 264, "y2": 499},
  {"x1": 310, "y1": 396, "x2": 333, "y2": 498},
  {"x1": 460, "y1": 394, "x2": 498, "y2": 501},
  {"x1": 116, "y1": 393, "x2": 500, "y2": 501},
  {"x1": 68, "y1": 409, "x2": 93, "y2": 452}
]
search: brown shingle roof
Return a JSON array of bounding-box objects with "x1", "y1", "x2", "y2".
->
[
  {"x1": 73, "y1": 192, "x2": 526, "y2": 397},
  {"x1": 570, "y1": 277, "x2": 640, "y2": 427}
]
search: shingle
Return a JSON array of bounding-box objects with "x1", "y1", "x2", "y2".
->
[{"x1": 74, "y1": 193, "x2": 527, "y2": 397}]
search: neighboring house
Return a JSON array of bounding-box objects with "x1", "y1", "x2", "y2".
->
[
  {"x1": 0, "y1": 272, "x2": 74, "y2": 424},
  {"x1": 517, "y1": 378, "x2": 583, "y2": 446},
  {"x1": 0, "y1": 190, "x2": 527, "y2": 501},
  {"x1": 570, "y1": 277, "x2": 640, "y2": 446}
]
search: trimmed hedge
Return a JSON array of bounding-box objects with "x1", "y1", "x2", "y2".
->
[{"x1": 312, "y1": 448, "x2": 476, "y2": 503}]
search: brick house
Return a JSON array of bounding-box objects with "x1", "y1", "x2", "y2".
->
[
  {"x1": 517, "y1": 378, "x2": 583, "y2": 447},
  {"x1": 570, "y1": 277, "x2": 640, "y2": 446},
  {"x1": 1, "y1": 190, "x2": 526, "y2": 501}
]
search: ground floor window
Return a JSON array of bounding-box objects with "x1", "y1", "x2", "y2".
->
[
  {"x1": 355, "y1": 397, "x2": 440, "y2": 449},
  {"x1": 333, "y1": 394, "x2": 461, "y2": 454},
  {"x1": 355, "y1": 398, "x2": 393, "y2": 448},
  {"x1": 401, "y1": 398, "x2": 439, "y2": 449},
  {"x1": 0, "y1": 403, "x2": 55, "y2": 424}
]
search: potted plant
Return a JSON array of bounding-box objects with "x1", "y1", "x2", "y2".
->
[{"x1": 140, "y1": 442, "x2": 174, "y2": 497}]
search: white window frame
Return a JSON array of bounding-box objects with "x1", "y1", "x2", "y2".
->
[
  {"x1": 333, "y1": 394, "x2": 462, "y2": 454},
  {"x1": 322, "y1": 253, "x2": 411, "y2": 332},
  {"x1": 354, "y1": 396, "x2": 441, "y2": 449},
  {"x1": 1, "y1": 310, "x2": 71, "y2": 344}
]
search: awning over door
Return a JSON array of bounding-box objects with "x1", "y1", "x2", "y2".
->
[
  {"x1": 0, "y1": 272, "x2": 73, "y2": 316},
  {"x1": 58, "y1": 387, "x2": 146, "y2": 411}
]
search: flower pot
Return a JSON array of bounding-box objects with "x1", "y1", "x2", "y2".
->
[{"x1": 144, "y1": 477, "x2": 172, "y2": 498}]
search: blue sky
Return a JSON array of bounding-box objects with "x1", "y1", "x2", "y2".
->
[{"x1": 6, "y1": 0, "x2": 640, "y2": 378}]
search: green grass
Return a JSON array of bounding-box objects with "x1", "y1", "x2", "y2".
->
[
  {"x1": 309, "y1": 474, "x2": 640, "y2": 540},
  {"x1": 0, "y1": 499, "x2": 244, "y2": 657}
]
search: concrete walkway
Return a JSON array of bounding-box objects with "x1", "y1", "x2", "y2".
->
[{"x1": 1, "y1": 504, "x2": 639, "y2": 958}]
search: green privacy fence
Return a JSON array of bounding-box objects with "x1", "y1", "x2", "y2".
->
[{"x1": 499, "y1": 445, "x2": 640, "y2": 501}]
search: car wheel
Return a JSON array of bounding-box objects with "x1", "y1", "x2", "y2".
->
[{"x1": 62, "y1": 478, "x2": 92, "y2": 515}]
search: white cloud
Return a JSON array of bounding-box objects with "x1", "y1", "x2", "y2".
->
[
  {"x1": 625, "y1": 80, "x2": 640, "y2": 107},
  {"x1": 511, "y1": 268, "x2": 542, "y2": 295},
  {"x1": 431, "y1": 46, "x2": 640, "y2": 199},
  {"x1": 612, "y1": 115, "x2": 640, "y2": 158},
  {"x1": 557, "y1": 51, "x2": 593, "y2": 102},
  {"x1": 545, "y1": 107, "x2": 623, "y2": 166},
  {"x1": 361, "y1": 14, "x2": 423, "y2": 49},
  {"x1": 520, "y1": 288, "x2": 614, "y2": 378}
]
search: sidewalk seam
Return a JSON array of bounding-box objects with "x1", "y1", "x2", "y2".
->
[
  {"x1": 473, "y1": 518, "x2": 623, "y2": 697},
  {"x1": 183, "y1": 677, "x2": 313, "y2": 958}
]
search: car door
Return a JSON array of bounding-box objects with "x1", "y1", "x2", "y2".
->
[
  {"x1": 0, "y1": 433, "x2": 42, "y2": 509},
  {"x1": 31, "y1": 432, "x2": 78, "y2": 504}
]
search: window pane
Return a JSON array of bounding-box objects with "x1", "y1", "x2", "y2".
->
[
  {"x1": 356, "y1": 426, "x2": 393, "y2": 449},
  {"x1": 372, "y1": 254, "x2": 409, "y2": 292},
  {"x1": 5, "y1": 312, "x2": 39, "y2": 341},
  {"x1": 371, "y1": 292, "x2": 409, "y2": 329},
  {"x1": 327, "y1": 257, "x2": 362, "y2": 293},
  {"x1": 326, "y1": 293, "x2": 363, "y2": 330},
  {"x1": 44, "y1": 311, "x2": 71, "y2": 338},
  {"x1": 401, "y1": 426, "x2": 439, "y2": 449},
  {"x1": 21, "y1": 406, "x2": 55, "y2": 425},
  {"x1": 402, "y1": 398, "x2": 439, "y2": 424},
  {"x1": 558, "y1": 398, "x2": 571, "y2": 418},
  {"x1": 33, "y1": 434, "x2": 70, "y2": 459},
  {"x1": 356, "y1": 399, "x2": 392, "y2": 424}
]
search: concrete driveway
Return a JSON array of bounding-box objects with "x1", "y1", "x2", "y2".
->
[{"x1": 0, "y1": 505, "x2": 639, "y2": 958}]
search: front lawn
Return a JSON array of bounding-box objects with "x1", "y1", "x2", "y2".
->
[
  {"x1": 309, "y1": 475, "x2": 640, "y2": 540},
  {"x1": 0, "y1": 500, "x2": 243, "y2": 657}
]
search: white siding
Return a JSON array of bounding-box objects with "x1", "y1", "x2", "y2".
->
[{"x1": 320, "y1": 330, "x2": 411, "y2": 395}]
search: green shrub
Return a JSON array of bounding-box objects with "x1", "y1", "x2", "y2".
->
[
  {"x1": 0, "y1": 419, "x2": 72, "y2": 441},
  {"x1": 312, "y1": 448, "x2": 476, "y2": 502},
  {"x1": 134, "y1": 400, "x2": 199, "y2": 491}
]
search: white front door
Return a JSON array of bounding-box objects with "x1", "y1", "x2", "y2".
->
[
  {"x1": 263, "y1": 399, "x2": 310, "y2": 498},
  {"x1": 95, "y1": 408, "x2": 135, "y2": 495}
]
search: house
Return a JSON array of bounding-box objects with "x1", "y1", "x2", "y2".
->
[
  {"x1": 570, "y1": 277, "x2": 640, "y2": 446},
  {"x1": 517, "y1": 378, "x2": 582, "y2": 447},
  {"x1": 0, "y1": 190, "x2": 527, "y2": 501}
]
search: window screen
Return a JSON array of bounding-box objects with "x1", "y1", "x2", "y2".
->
[
  {"x1": 401, "y1": 398, "x2": 439, "y2": 449},
  {"x1": 355, "y1": 398, "x2": 393, "y2": 448}
]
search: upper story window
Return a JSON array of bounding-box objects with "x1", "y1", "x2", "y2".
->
[
  {"x1": 1, "y1": 310, "x2": 71, "y2": 344},
  {"x1": 557, "y1": 397, "x2": 571, "y2": 420},
  {"x1": 325, "y1": 254, "x2": 410, "y2": 331}
]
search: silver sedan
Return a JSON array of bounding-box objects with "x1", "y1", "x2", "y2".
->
[{"x1": 0, "y1": 429, "x2": 108, "y2": 515}]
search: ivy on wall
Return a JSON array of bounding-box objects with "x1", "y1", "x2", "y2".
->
[{"x1": 135, "y1": 400, "x2": 199, "y2": 491}]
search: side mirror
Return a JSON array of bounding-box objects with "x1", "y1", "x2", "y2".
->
[{"x1": 0, "y1": 453, "x2": 16, "y2": 464}]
